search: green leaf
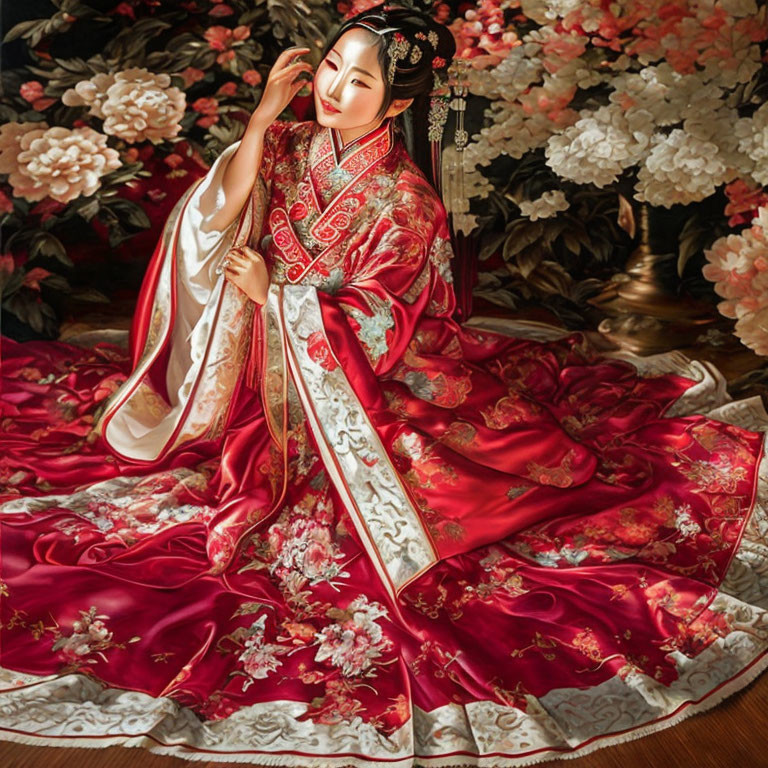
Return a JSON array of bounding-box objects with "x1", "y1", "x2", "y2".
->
[
  {"x1": 41, "y1": 273, "x2": 71, "y2": 292},
  {"x1": 478, "y1": 231, "x2": 507, "y2": 262},
  {"x1": 0, "y1": 269, "x2": 24, "y2": 297},
  {"x1": 502, "y1": 221, "x2": 544, "y2": 260},
  {"x1": 516, "y1": 246, "x2": 545, "y2": 279},
  {"x1": 71, "y1": 288, "x2": 110, "y2": 303},
  {"x1": 4, "y1": 19, "x2": 45, "y2": 43},
  {"x1": 29, "y1": 233, "x2": 73, "y2": 266},
  {"x1": 562, "y1": 231, "x2": 583, "y2": 256},
  {"x1": 103, "y1": 199, "x2": 151, "y2": 230}
]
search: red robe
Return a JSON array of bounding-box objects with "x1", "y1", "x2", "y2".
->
[{"x1": 1, "y1": 118, "x2": 767, "y2": 765}]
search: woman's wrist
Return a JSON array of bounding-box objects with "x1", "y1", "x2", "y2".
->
[{"x1": 247, "y1": 112, "x2": 272, "y2": 136}]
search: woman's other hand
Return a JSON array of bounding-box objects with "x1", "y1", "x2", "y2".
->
[
  {"x1": 250, "y1": 47, "x2": 313, "y2": 131},
  {"x1": 223, "y1": 246, "x2": 270, "y2": 305}
]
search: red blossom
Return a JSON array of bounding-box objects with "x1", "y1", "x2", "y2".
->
[
  {"x1": 111, "y1": 2, "x2": 136, "y2": 19},
  {"x1": 178, "y1": 67, "x2": 206, "y2": 87},
  {"x1": 724, "y1": 180, "x2": 768, "y2": 228},
  {"x1": 191, "y1": 96, "x2": 219, "y2": 114},
  {"x1": 216, "y1": 81, "x2": 238, "y2": 97},
  {"x1": 0, "y1": 189, "x2": 13, "y2": 215},
  {"x1": 164, "y1": 154, "x2": 184, "y2": 169},
  {"x1": 29, "y1": 198, "x2": 65, "y2": 224},
  {"x1": 209, "y1": 4, "x2": 234, "y2": 17},
  {"x1": 242, "y1": 69, "x2": 263, "y2": 86},
  {"x1": 204, "y1": 25, "x2": 250, "y2": 66},
  {"x1": 23, "y1": 267, "x2": 52, "y2": 291},
  {"x1": 205, "y1": 26, "x2": 232, "y2": 51},
  {"x1": 20, "y1": 81, "x2": 44, "y2": 102},
  {"x1": 195, "y1": 115, "x2": 220, "y2": 128}
]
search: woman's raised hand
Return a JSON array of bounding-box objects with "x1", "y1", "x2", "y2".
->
[
  {"x1": 223, "y1": 246, "x2": 270, "y2": 305},
  {"x1": 250, "y1": 47, "x2": 313, "y2": 131}
]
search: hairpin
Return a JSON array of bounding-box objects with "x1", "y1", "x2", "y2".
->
[{"x1": 387, "y1": 32, "x2": 410, "y2": 84}]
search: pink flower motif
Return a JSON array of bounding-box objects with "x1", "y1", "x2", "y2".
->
[
  {"x1": 19, "y1": 81, "x2": 55, "y2": 112},
  {"x1": 216, "y1": 81, "x2": 238, "y2": 97},
  {"x1": 242, "y1": 69, "x2": 263, "y2": 86},
  {"x1": 338, "y1": 0, "x2": 382, "y2": 19},
  {"x1": 23, "y1": 267, "x2": 52, "y2": 291},
  {"x1": 0, "y1": 188, "x2": 13, "y2": 215},
  {"x1": 209, "y1": 3, "x2": 234, "y2": 17},
  {"x1": 204, "y1": 25, "x2": 251, "y2": 67},
  {"x1": 313, "y1": 595, "x2": 392, "y2": 677},
  {"x1": 111, "y1": 2, "x2": 136, "y2": 19},
  {"x1": 191, "y1": 96, "x2": 219, "y2": 115},
  {"x1": 178, "y1": 67, "x2": 206, "y2": 88},
  {"x1": 163, "y1": 153, "x2": 184, "y2": 169},
  {"x1": 20, "y1": 81, "x2": 44, "y2": 103},
  {"x1": 306, "y1": 331, "x2": 338, "y2": 371},
  {"x1": 191, "y1": 97, "x2": 219, "y2": 126},
  {"x1": 724, "y1": 180, "x2": 768, "y2": 228}
]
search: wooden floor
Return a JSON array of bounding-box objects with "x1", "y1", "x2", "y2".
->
[{"x1": 1, "y1": 670, "x2": 767, "y2": 768}]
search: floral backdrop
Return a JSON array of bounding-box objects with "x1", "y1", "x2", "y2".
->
[{"x1": 1, "y1": 0, "x2": 767, "y2": 364}]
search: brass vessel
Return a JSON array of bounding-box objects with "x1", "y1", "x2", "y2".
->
[{"x1": 589, "y1": 204, "x2": 714, "y2": 355}]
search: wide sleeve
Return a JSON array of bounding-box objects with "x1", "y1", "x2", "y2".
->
[
  {"x1": 97, "y1": 122, "x2": 294, "y2": 463},
  {"x1": 316, "y1": 182, "x2": 457, "y2": 378}
]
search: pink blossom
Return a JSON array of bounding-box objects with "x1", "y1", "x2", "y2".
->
[
  {"x1": 191, "y1": 96, "x2": 219, "y2": 115},
  {"x1": 178, "y1": 67, "x2": 206, "y2": 88},
  {"x1": 111, "y1": 2, "x2": 136, "y2": 19},
  {"x1": 209, "y1": 4, "x2": 234, "y2": 17},
  {"x1": 23, "y1": 267, "x2": 52, "y2": 290},
  {"x1": 242, "y1": 69, "x2": 262, "y2": 86},
  {"x1": 20, "y1": 81, "x2": 44, "y2": 103},
  {"x1": 216, "y1": 81, "x2": 238, "y2": 97},
  {"x1": 724, "y1": 180, "x2": 768, "y2": 228},
  {"x1": 0, "y1": 189, "x2": 13, "y2": 214},
  {"x1": 204, "y1": 25, "x2": 250, "y2": 67}
]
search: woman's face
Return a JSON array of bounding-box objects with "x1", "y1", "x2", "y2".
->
[{"x1": 314, "y1": 28, "x2": 398, "y2": 143}]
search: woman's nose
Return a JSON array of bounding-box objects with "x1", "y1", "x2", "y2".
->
[{"x1": 328, "y1": 73, "x2": 343, "y2": 102}]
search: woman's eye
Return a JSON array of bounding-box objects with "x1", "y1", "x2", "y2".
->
[{"x1": 353, "y1": 79, "x2": 370, "y2": 88}]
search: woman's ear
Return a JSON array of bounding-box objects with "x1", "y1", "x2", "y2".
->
[{"x1": 384, "y1": 98, "x2": 414, "y2": 118}]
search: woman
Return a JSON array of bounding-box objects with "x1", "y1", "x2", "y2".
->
[{"x1": 1, "y1": 7, "x2": 767, "y2": 765}]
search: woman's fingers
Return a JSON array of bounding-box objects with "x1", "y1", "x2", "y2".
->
[
  {"x1": 274, "y1": 46, "x2": 311, "y2": 70},
  {"x1": 228, "y1": 248, "x2": 262, "y2": 266},
  {"x1": 274, "y1": 61, "x2": 314, "y2": 82}
]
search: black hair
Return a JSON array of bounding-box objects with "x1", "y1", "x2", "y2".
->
[{"x1": 320, "y1": 4, "x2": 456, "y2": 182}]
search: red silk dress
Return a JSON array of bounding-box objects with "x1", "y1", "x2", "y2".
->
[{"x1": 1, "y1": 118, "x2": 767, "y2": 766}]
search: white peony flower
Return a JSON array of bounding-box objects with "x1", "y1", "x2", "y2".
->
[
  {"x1": 634, "y1": 129, "x2": 730, "y2": 207},
  {"x1": 63, "y1": 67, "x2": 186, "y2": 144},
  {"x1": 518, "y1": 190, "x2": 570, "y2": 220},
  {"x1": 735, "y1": 104, "x2": 768, "y2": 186},
  {"x1": 520, "y1": 0, "x2": 590, "y2": 24},
  {"x1": 14, "y1": 126, "x2": 121, "y2": 203},
  {"x1": 0, "y1": 121, "x2": 50, "y2": 176},
  {"x1": 545, "y1": 105, "x2": 652, "y2": 187},
  {"x1": 62, "y1": 72, "x2": 118, "y2": 119}
]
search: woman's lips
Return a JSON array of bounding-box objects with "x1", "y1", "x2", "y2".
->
[{"x1": 320, "y1": 99, "x2": 341, "y2": 114}]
